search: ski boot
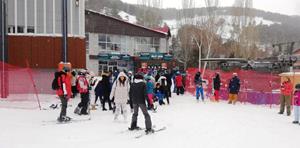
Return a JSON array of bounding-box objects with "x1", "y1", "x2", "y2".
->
[
  {"x1": 145, "y1": 128, "x2": 155, "y2": 134},
  {"x1": 292, "y1": 121, "x2": 299, "y2": 124}
]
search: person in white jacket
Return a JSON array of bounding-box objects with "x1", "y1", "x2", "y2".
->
[{"x1": 110, "y1": 72, "x2": 130, "y2": 121}]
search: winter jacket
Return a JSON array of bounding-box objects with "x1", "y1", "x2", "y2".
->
[
  {"x1": 77, "y1": 75, "x2": 89, "y2": 93},
  {"x1": 294, "y1": 90, "x2": 300, "y2": 106},
  {"x1": 213, "y1": 75, "x2": 221, "y2": 90},
  {"x1": 157, "y1": 76, "x2": 168, "y2": 86},
  {"x1": 154, "y1": 86, "x2": 164, "y2": 94},
  {"x1": 194, "y1": 73, "x2": 204, "y2": 87},
  {"x1": 129, "y1": 79, "x2": 148, "y2": 104},
  {"x1": 110, "y1": 72, "x2": 130, "y2": 104},
  {"x1": 146, "y1": 81, "x2": 154, "y2": 94},
  {"x1": 56, "y1": 71, "x2": 72, "y2": 98},
  {"x1": 94, "y1": 77, "x2": 104, "y2": 96},
  {"x1": 101, "y1": 75, "x2": 112, "y2": 96},
  {"x1": 281, "y1": 81, "x2": 293, "y2": 96},
  {"x1": 228, "y1": 76, "x2": 240, "y2": 94},
  {"x1": 175, "y1": 75, "x2": 183, "y2": 87}
]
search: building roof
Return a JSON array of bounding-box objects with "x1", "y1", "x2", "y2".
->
[{"x1": 85, "y1": 9, "x2": 168, "y2": 36}]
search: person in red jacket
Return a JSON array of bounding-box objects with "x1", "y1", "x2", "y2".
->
[
  {"x1": 175, "y1": 72, "x2": 184, "y2": 95},
  {"x1": 279, "y1": 77, "x2": 293, "y2": 116},
  {"x1": 56, "y1": 67, "x2": 72, "y2": 122}
]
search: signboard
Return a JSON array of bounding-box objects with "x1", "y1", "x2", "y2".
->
[
  {"x1": 164, "y1": 54, "x2": 173, "y2": 61},
  {"x1": 140, "y1": 52, "x2": 151, "y2": 60}
]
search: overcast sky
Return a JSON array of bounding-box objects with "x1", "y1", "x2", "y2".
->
[{"x1": 120, "y1": 0, "x2": 300, "y2": 16}]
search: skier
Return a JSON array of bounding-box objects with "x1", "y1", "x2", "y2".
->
[
  {"x1": 129, "y1": 73, "x2": 154, "y2": 134},
  {"x1": 228, "y1": 73, "x2": 240, "y2": 105},
  {"x1": 194, "y1": 72, "x2": 205, "y2": 101},
  {"x1": 279, "y1": 77, "x2": 293, "y2": 116},
  {"x1": 175, "y1": 72, "x2": 184, "y2": 95},
  {"x1": 74, "y1": 71, "x2": 90, "y2": 115},
  {"x1": 213, "y1": 72, "x2": 221, "y2": 102},
  {"x1": 55, "y1": 67, "x2": 72, "y2": 122},
  {"x1": 110, "y1": 72, "x2": 130, "y2": 121},
  {"x1": 293, "y1": 84, "x2": 300, "y2": 124}
]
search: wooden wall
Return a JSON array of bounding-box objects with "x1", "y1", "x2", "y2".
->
[{"x1": 8, "y1": 35, "x2": 86, "y2": 69}]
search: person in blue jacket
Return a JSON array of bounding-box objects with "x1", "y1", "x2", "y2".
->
[{"x1": 194, "y1": 72, "x2": 205, "y2": 101}]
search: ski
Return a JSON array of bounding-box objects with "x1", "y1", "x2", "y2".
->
[
  {"x1": 134, "y1": 126, "x2": 166, "y2": 139},
  {"x1": 42, "y1": 117, "x2": 91, "y2": 125}
]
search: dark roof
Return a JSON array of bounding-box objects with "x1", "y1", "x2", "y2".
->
[{"x1": 85, "y1": 9, "x2": 168, "y2": 37}]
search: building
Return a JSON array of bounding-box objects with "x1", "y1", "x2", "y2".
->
[
  {"x1": 6, "y1": 0, "x2": 85, "y2": 68},
  {"x1": 85, "y1": 9, "x2": 173, "y2": 74}
]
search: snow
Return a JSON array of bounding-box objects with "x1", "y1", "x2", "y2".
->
[
  {"x1": 1, "y1": 94, "x2": 300, "y2": 148},
  {"x1": 118, "y1": 11, "x2": 138, "y2": 24}
]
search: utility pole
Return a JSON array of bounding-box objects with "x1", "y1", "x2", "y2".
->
[
  {"x1": 0, "y1": 0, "x2": 8, "y2": 98},
  {"x1": 62, "y1": 0, "x2": 68, "y2": 62}
]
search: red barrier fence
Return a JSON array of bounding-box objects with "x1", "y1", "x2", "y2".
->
[
  {"x1": 0, "y1": 62, "x2": 57, "y2": 109},
  {"x1": 185, "y1": 68, "x2": 281, "y2": 106}
]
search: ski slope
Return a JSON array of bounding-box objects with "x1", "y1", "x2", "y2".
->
[{"x1": 0, "y1": 94, "x2": 299, "y2": 148}]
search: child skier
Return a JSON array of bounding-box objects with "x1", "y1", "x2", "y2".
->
[
  {"x1": 154, "y1": 83, "x2": 165, "y2": 105},
  {"x1": 293, "y1": 84, "x2": 300, "y2": 124},
  {"x1": 74, "y1": 71, "x2": 90, "y2": 115}
]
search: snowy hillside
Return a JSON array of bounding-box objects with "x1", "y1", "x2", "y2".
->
[
  {"x1": 163, "y1": 15, "x2": 282, "y2": 37},
  {"x1": 1, "y1": 94, "x2": 300, "y2": 148}
]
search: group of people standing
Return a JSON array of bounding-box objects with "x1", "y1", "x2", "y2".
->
[
  {"x1": 53, "y1": 67, "x2": 186, "y2": 133},
  {"x1": 194, "y1": 71, "x2": 241, "y2": 104}
]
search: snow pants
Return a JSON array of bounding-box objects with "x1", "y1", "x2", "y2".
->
[
  {"x1": 176, "y1": 86, "x2": 184, "y2": 95},
  {"x1": 279, "y1": 95, "x2": 291, "y2": 115},
  {"x1": 131, "y1": 104, "x2": 152, "y2": 130},
  {"x1": 228, "y1": 93, "x2": 238, "y2": 104},
  {"x1": 214, "y1": 90, "x2": 220, "y2": 102},
  {"x1": 196, "y1": 86, "x2": 204, "y2": 101},
  {"x1": 78, "y1": 92, "x2": 90, "y2": 114},
  {"x1": 114, "y1": 103, "x2": 127, "y2": 120},
  {"x1": 101, "y1": 94, "x2": 112, "y2": 110},
  {"x1": 294, "y1": 106, "x2": 300, "y2": 122},
  {"x1": 59, "y1": 95, "x2": 68, "y2": 118}
]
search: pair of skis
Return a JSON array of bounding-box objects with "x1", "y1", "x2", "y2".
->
[
  {"x1": 122, "y1": 126, "x2": 167, "y2": 139},
  {"x1": 134, "y1": 126, "x2": 167, "y2": 139}
]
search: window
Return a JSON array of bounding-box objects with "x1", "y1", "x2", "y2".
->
[
  {"x1": 27, "y1": 26, "x2": 35, "y2": 33},
  {"x1": 17, "y1": 26, "x2": 24, "y2": 33}
]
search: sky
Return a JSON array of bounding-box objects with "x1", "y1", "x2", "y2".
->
[{"x1": 120, "y1": 0, "x2": 300, "y2": 16}]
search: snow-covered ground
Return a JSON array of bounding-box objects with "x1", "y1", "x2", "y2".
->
[{"x1": 0, "y1": 94, "x2": 299, "y2": 148}]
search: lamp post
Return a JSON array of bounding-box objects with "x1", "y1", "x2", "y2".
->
[{"x1": 62, "y1": 0, "x2": 68, "y2": 63}]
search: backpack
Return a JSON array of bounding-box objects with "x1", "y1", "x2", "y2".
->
[{"x1": 52, "y1": 76, "x2": 59, "y2": 90}]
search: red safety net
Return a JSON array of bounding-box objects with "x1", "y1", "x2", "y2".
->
[
  {"x1": 185, "y1": 68, "x2": 281, "y2": 106},
  {"x1": 0, "y1": 62, "x2": 56, "y2": 109}
]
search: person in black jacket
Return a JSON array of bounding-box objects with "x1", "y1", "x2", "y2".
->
[
  {"x1": 213, "y1": 73, "x2": 221, "y2": 102},
  {"x1": 228, "y1": 73, "x2": 240, "y2": 104},
  {"x1": 129, "y1": 74, "x2": 154, "y2": 134},
  {"x1": 100, "y1": 73, "x2": 113, "y2": 111}
]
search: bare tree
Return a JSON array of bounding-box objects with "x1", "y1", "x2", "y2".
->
[{"x1": 137, "y1": 0, "x2": 162, "y2": 27}]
